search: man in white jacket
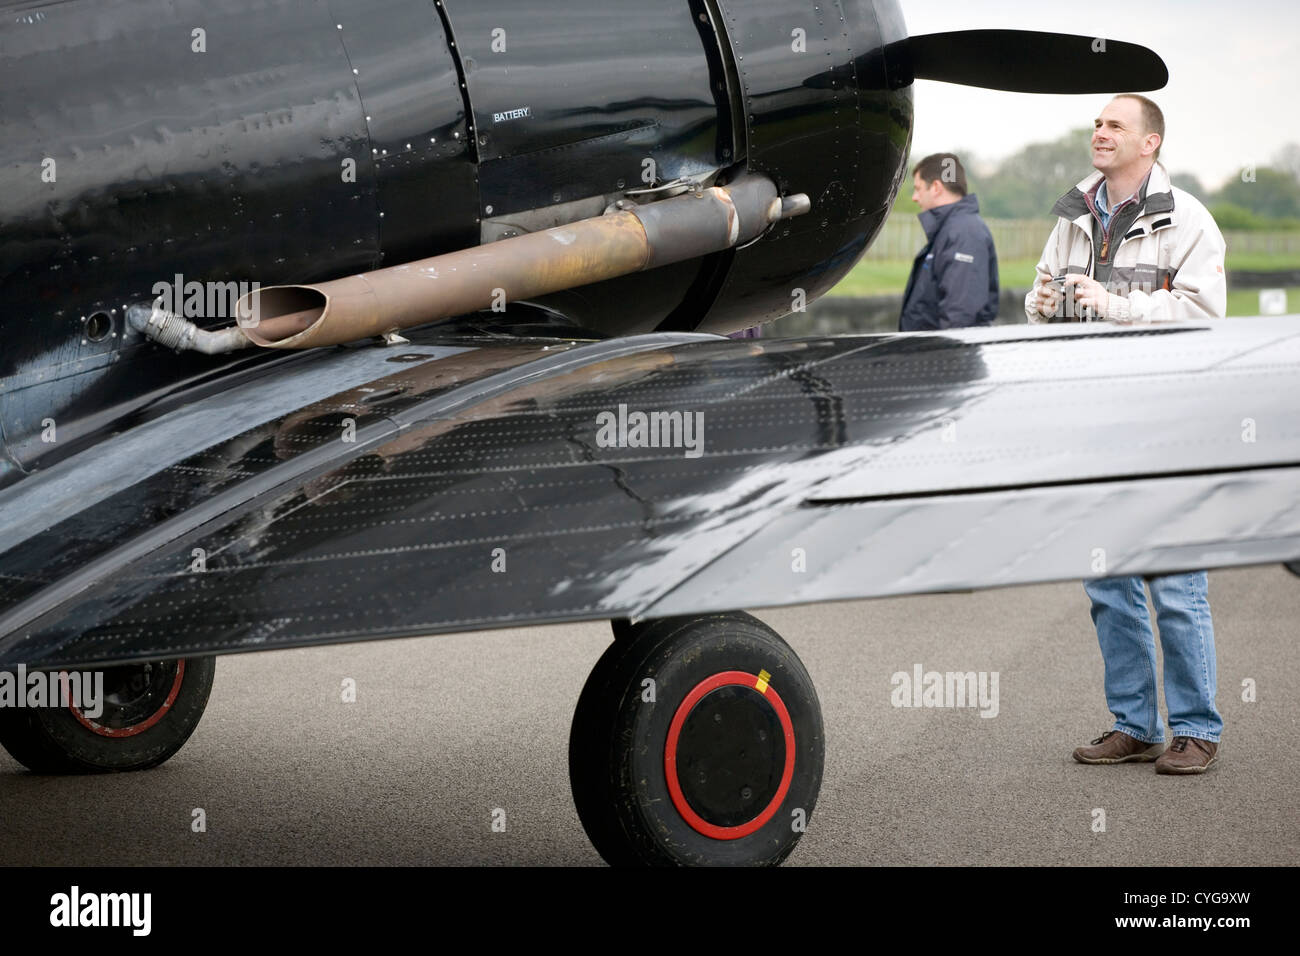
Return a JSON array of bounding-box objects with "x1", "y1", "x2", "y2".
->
[
  {"x1": 1027, "y1": 96, "x2": 1227, "y2": 324},
  {"x1": 1029, "y1": 94, "x2": 1225, "y2": 773}
]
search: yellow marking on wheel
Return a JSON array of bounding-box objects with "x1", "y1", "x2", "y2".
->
[{"x1": 756, "y1": 669, "x2": 771, "y2": 694}]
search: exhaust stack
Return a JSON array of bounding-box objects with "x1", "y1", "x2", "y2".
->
[{"x1": 226, "y1": 174, "x2": 805, "y2": 350}]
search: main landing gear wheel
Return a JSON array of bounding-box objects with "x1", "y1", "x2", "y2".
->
[
  {"x1": 569, "y1": 612, "x2": 824, "y2": 866},
  {"x1": 0, "y1": 657, "x2": 215, "y2": 773}
]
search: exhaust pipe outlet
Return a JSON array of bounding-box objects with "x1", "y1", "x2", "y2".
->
[{"x1": 235, "y1": 173, "x2": 806, "y2": 350}]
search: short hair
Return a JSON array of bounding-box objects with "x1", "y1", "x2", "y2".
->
[
  {"x1": 913, "y1": 153, "x2": 967, "y2": 196},
  {"x1": 1112, "y1": 93, "x2": 1164, "y2": 159}
]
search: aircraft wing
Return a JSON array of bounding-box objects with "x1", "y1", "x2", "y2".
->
[{"x1": 2, "y1": 317, "x2": 1299, "y2": 670}]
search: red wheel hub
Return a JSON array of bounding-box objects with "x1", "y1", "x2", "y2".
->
[
  {"x1": 63, "y1": 660, "x2": 187, "y2": 738},
  {"x1": 664, "y1": 670, "x2": 796, "y2": 840}
]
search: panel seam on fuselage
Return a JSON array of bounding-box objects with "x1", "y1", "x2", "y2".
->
[
  {"x1": 432, "y1": 0, "x2": 480, "y2": 168},
  {"x1": 327, "y1": 6, "x2": 385, "y2": 267}
]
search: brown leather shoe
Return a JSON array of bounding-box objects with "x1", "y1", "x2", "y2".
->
[
  {"x1": 1154, "y1": 736, "x2": 1218, "y2": 774},
  {"x1": 1072, "y1": 730, "x2": 1164, "y2": 764}
]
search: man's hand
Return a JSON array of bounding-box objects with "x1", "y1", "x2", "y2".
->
[
  {"x1": 1065, "y1": 274, "x2": 1109, "y2": 319},
  {"x1": 1033, "y1": 279, "x2": 1063, "y2": 318}
]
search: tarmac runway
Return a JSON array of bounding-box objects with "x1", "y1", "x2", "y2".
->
[{"x1": 2, "y1": 566, "x2": 1296, "y2": 866}]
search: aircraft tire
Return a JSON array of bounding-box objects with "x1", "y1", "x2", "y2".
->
[
  {"x1": 569, "y1": 612, "x2": 823, "y2": 866},
  {"x1": 0, "y1": 657, "x2": 214, "y2": 773}
]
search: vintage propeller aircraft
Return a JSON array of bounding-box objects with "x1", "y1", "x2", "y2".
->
[{"x1": 2, "y1": 0, "x2": 1298, "y2": 866}]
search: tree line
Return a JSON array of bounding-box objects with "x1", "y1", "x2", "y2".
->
[{"x1": 895, "y1": 129, "x2": 1300, "y2": 230}]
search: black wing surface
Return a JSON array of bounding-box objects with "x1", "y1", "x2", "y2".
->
[{"x1": 2, "y1": 318, "x2": 1298, "y2": 670}]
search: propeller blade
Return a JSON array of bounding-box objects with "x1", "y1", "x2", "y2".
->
[{"x1": 898, "y1": 30, "x2": 1168, "y2": 94}]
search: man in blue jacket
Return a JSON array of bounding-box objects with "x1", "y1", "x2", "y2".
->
[{"x1": 899, "y1": 153, "x2": 1000, "y2": 332}]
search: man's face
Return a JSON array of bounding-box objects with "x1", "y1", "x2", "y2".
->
[
  {"x1": 911, "y1": 173, "x2": 944, "y2": 212},
  {"x1": 1092, "y1": 97, "x2": 1157, "y2": 175}
]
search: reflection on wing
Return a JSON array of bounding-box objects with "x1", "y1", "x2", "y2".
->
[{"x1": 2, "y1": 319, "x2": 1299, "y2": 669}]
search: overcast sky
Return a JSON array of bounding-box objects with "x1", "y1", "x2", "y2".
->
[{"x1": 902, "y1": 0, "x2": 1300, "y2": 190}]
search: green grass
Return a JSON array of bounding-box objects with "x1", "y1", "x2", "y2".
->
[
  {"x1": 1227, "y1": 287, "x2": 1300, "y2": 316},
  {"x1": 827, "y1": 258, "x2": 1041, "y2": 297},
  {"x1": 826, "y1": 260, "x2": 915, "y2": 297},
  {"x1": 829, "y1": 254, "x2": 1300, "y2": 298}
]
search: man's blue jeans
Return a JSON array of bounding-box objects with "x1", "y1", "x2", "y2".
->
[{"x1": 1082, "y1": 572, "x2": 1222, "y2": 744}]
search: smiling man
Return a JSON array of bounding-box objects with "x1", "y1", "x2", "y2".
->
[
  {"x1": 1026, "y1": 94, "x2": 1227, "y2": 324},
  {"x1": 1026, "y1": 95, "x2": 1227, "y2": 774}
]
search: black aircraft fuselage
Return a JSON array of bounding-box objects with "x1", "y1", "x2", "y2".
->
[{"x1": 0, "y1": 0, "x2": 914, "y2": 484}]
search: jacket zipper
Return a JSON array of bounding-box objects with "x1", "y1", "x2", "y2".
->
[
  {"x1": 1099, "y1": 207, "x2": 1125, "y2": 262},
  {"x1": 1074, "y1": 210, "x2": 1170, "y2": 285}
]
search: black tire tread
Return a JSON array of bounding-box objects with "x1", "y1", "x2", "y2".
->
[
  {"x1": 0, "y1": 657, "x2": 215, "y2": 774},
  {"x1": 570, "y1": 612, "x2": 822, "y2": 867}
]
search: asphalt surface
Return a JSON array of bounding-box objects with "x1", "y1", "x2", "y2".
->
[{"x1": 1, "y1": 566, "x2": 1296, "y2": 866}]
